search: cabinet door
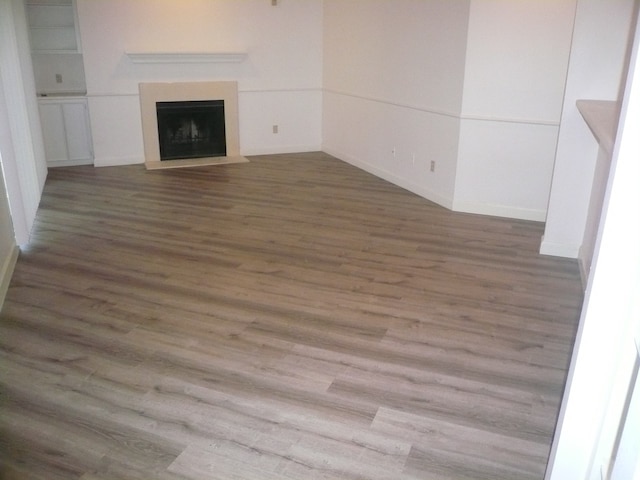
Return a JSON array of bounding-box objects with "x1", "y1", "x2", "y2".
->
[
  {"x1": 38, "y1": 103, "x2": 68, "y2": 162},
  {"x1": 62, "y1": 102, "x2": 92, "y2": 161},
  {"x1": 38, "y1": 99, "x2": 93, "y2": 166}
]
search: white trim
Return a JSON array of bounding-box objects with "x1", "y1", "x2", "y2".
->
[
  {"x1": 87, "y1": 88, "x2": 323, "y2": 98},
  {"x1": 539, "y1": 236, "x2": 581, "y2": 258},
  {"x1": 452, "y1": 199, "x2": 547, "y2": 222},
  {"x1": 460, "y1": 113, "x2": 560, "y2": 127},
  {"x1": 0, "y1": 245, "x2": 19, "y2": 311},
  {"x1": 240, "y1": 87, "x2": 322, "y2": 94},
  {"x1": 47, "y1": 158, "x2": 93, "y2": 168},
  {"x1": 126, "y1": 51, "x2": 247, "y2": 64},
  {"x1": 323, "y1": 88, "x2": 561, "y2": 126},
  {"x1": 577, "y1": 244, "x2": 590, "y2": 288},
  {"x1": 93, "y1": 155, "x2": 143, "y2": 168},
  {"x1": 86, "y1": 92, "x2": 140, "y2": 98},
  {"x1": 36, "y1": 94, "x2": 87, "y2": 103},
  {"x1": 324, "y1": 88, "x2": 459, "y2": 119},
  {"x1": 241, "y1": 145, "x2": 322, "y2": 156}
]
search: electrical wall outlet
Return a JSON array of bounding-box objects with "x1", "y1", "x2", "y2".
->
[
  {"x1": 55, "y1": 74, "x2": 63, "y2": 84},
  {"x1": 272, "y1": 125, "x2": 279, "y2": 134},
  {"x1": 430, "y1": 160, "x2": 436, "y2": 172}
]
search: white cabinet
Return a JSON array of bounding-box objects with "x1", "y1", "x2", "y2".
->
[{"x1": 38, "y1": 97, "x2": 93, "y2": 167}]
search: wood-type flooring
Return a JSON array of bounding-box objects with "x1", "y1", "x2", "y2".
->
[{"x1": 0, "y1": 152, "x2": 583, "y2": 479}]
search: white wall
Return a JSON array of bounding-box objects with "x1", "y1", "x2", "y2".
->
[
  {"x1": 76, "y1": 0, "x2": 323, "y2": 166},
  {"x1": 323, "y1": 0, "x2": 575, "y2": 220},
  {"x1": 546, "y1": 5, "x2": 640, "y2": 476},
  {"x1": 455, "y1": 121, "x2": 562, "y2": 220},
  {"x1": 0, "y1": 151, "x2": 18, "y2": 310},
  {"x1": 77, "y1": 0, "x2": 578, "y2": 220},
  {"x1": 32, "y1": 53, "x2": 86, "y2": 95},
  {"x1": 0, "y1": 0, "x2": 48, "y2": 245},
  {"x1": 322, "y1": 0, "x2": 470, "y2": 208},
  {"x1": 541, "y1": 0, "x2": 636, "y2": 258},
  {"x1": 454, "y1": 0, "x2": 576, "y2": 221}
]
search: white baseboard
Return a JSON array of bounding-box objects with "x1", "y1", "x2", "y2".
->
[
  {"x1": 539, "y1": 235, "x2": 580, "y2": 258},
  {"x1": 241, "y1": 145, "x2": 322, "y2": 156},
  {"x1": 47, "y1": 158, "x2": 94, "y2": 168},
  {"x1": 94, "y1": 148, "x2": 324, "y2": 166},
  {"x1": 452, "y1": 200, "x2": 547, "y2": 222},
  {"x1": 577, "y1": 244, "x2": 591, "y2": 288},
  {"x1": 94, "y1": 155, "x2": 144, "y2": 167},
  {"x1": 0, "y1": 245, "x2": 19, "y2": 311},
  {"x1": 322, "y1": 147, "x2": 547, "y2": 222},
  {"x1": 322, "y1": 146, "x2": 453, "y2": 210}
]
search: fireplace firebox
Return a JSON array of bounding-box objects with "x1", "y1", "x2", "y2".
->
[{"x1": 156, "y1": 100, "x2": 226, "y2": 161}]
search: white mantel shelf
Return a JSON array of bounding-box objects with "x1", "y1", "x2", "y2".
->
[
  {"x1": 576, "y1": 99, "x2": 620, "y2": 155},
  {"x1": 126, "y1": 52, "x2": 247, "y2": 64}
]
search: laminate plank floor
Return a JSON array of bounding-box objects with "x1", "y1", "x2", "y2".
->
[{"x1": 0, "y1": 152, "x2": 583, "y2": 479}]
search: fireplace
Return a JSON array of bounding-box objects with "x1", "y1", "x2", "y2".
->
[
  {"x1": 157, "y1": 100, "x2": 226, "y2": 160},
  {"x1": 139, "y1": 81, "x2": 247, "y2": 169}
]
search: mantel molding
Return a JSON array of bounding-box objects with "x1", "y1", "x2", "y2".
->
[{"x1": 126, "y1": 51, "x2": 247, "y2": 64}]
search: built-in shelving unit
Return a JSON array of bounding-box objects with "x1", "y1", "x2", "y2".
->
[{"x1": 26, "y1": 0, "x2": 81, "y2": 54}]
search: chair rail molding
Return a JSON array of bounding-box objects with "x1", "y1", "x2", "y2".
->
[{"x1": 125, "y1": 51, "x2": 247, "y2": 64}]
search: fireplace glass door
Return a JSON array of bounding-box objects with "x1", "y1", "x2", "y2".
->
[{"x1": 156, "y1": 100, "x2": 226, "y2": 160}]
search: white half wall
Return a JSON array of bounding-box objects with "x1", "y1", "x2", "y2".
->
[{"x1": 76, "y1": 0, "x2": 323, "y2": 166}]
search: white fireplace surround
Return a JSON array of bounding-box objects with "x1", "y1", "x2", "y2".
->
[{"x1": 139, "y1": 81, "x2": 245, "y2": 169}]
